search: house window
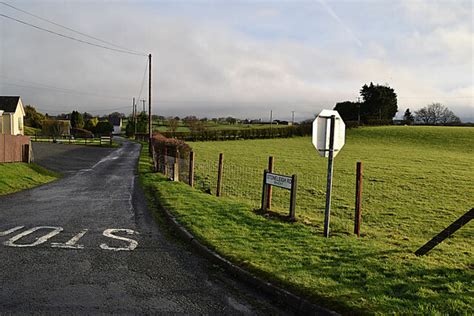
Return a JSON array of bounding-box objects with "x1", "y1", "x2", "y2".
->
[{"x1": 18, "y1": 117, "x2": 23, "y2": 131}]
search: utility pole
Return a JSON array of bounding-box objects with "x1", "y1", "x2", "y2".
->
[
  {"x1": 357, "y1": 97, "x2": 361, "y2": 125},
  {"x1": 148, "y1": 53, "x2": 152, "y2": 154},
  {"x1": 270, "y1": 110, "x2": 273, "y2": 129},
  {"x1": 291, "y1": 111, "x2": 295, "y2": 125},
  {"x1": 142, "y1": 99, "x2": 146, "y2": 113},
  {"x1": 132, "y1": 97, "x2": 136, "y2": 135}
]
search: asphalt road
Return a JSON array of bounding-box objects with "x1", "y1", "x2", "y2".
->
[{"x1": 0, "y1": 140, "x2": 289, "y2": 314}]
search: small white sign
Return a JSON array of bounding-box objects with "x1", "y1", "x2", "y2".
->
[
  {"x1": 266, "y1": 173, "x2": 292, "y2": 190},
  {"x1": 312, "y1": 110, "x2": 346, "y2": 157}
]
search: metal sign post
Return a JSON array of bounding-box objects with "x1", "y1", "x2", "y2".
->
[
  {"x1": 323, "y1": 115, "x2": 336, "y2": 237},
  {"x1": 312, "y1": 110, "x2": 346, "y2": 238}
]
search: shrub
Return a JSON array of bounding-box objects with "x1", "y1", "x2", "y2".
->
[
  {"x1": 152, "y1": 133, "x2": 192, "y2": 159},
  {"x1": 71, "y1": 128, "x2": 94, "y2": 138}
]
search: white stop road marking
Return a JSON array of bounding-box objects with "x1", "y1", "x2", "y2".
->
[
  {"x1": 0, "y1": 226, "x2": 139, "y2": 251},
  {"x1": 4, "y1": 226, "x2": 63, "y2": 248}
]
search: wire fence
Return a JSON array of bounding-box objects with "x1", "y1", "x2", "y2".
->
[{"x1": 152, "y1": 148, "x2": 326, "y2": 219}]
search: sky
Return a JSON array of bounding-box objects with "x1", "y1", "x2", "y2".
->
[{"x1": 0, "y1": 0, "x2": 473, "y2": 122}]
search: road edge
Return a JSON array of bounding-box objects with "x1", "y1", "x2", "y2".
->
[{"x1": 157, "y1": 201, "x2": 339, "y2": 316}]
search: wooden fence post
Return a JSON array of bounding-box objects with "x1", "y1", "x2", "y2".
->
[
  {"x1": 189, "y1": 151, "x2": 195, "y2": 187},
  {"x1": 216, "y1": 153, "x2": 224, "y2": 197},
  {"x1": 173, "y1": 149, "x2": 179, "y2": 182},
  {"x1": 354, "y1": 161, "x2": 363, "y2": 237},
  {"x1": 163, "y1": 147, "x2": 168, "y2": 177},
  {"x1": 261, "y1": 169, "x2": 268, "y2": 211},
  {"x1": 266, "y1": 156, "x2": 274, "y2": 209},
  {"x1": 22, "y1": 144, "x2": 30, "y2": 163},
  {"x1": 289, "y1": 174, "x2": 297, "y2": 222},
  {"x1": 415, "y1": 208, "x2": 474, "y2": 256}
]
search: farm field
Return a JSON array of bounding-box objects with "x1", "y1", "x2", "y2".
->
[
  {"x1": 152, "y1": 126, "x2": 474, "y2": 313},
  {"x1": 191, "y1": 126, "x2": 473, "y2": 238}
]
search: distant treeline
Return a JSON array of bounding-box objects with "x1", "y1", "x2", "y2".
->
[{"x1": 159, "y1": 124, "x2": 312, "y2": 141}]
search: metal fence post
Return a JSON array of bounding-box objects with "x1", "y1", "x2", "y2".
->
[{"x1": 324, "y1": 115, "x2": 336, "y2": 238}]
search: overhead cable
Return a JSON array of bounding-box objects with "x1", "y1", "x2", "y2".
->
[
  {"x1": 0, "y1": 13, "x2": 147, "y2": 56},
  {"x1": 0, "y1": 1, "x2": 145, "y2": 55},
  {"x1": 0, "y1": 79, "x2": 130, "y2": 101}
]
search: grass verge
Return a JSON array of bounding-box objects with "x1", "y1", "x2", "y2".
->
[
  {"x1": 0, "y1": 162, "x2": 61, "y2": 195},
  {"x1": 137, "y1": 141, "x2": 473, "y2": 315}
]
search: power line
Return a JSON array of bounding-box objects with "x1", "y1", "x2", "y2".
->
[
  {"x1": 0, "y1": 1, "x2": 145, "y2": 55},
  {"x1": 135, "y1": 59, "x2": 148, "y2": 104},
  {"x1": 0, "y1": 77, "x2": 130, "y2": 101},
  {"x1": 0, "y1": 13, "x2": 147, "y2": 56}
]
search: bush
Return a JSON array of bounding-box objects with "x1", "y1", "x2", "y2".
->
[
  {"x1": 94, "y1": 121, "x2": 113, "y2": 136},
  {"x1": 152, "y1": 133, "x2": 192, "y2": 159},
  {"x1": 71, "y1": 128, "x2": 94, "y2": 138},
  {"x1": 42, "y1": 120, "x2": 71, "y2": 138},
  {"x1": 345, "y1": 121, "x2": 360, "y2": 129}
]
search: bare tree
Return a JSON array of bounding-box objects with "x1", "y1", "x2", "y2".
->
[
  {"x1": 168, "y1": 119, "x2": 179, "y2": 132},
  {"x1": 415, "y1": 103, "x2": 461, "y2": 125}
]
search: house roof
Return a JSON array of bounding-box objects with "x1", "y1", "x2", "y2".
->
[{"x1": 0, "y1": 96, "x2": 21, "y2": 113}]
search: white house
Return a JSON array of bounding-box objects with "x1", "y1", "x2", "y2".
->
[
  {"x1": 109, "y1": 116, "x2": 123, "y2": 135},
  {"x1": 0, "y1": 96, "x2": 26, "y2": 135}
]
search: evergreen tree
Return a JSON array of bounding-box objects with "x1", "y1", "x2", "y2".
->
[
  {"x1": 70, "y1": 111, "x2": 84, "y2": 129},
  {"x1": 360, "y1": 83, "x2": 398, "y2": 122},
  {"x1": 403, "y1": 108, "x2": 415, "y2": 125}
]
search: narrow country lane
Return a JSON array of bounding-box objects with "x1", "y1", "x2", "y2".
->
[{"x1": 0, "y1": 140, "x2": 287, "y2": 314}]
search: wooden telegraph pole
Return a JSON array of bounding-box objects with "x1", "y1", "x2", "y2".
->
[{"x1": 148, "y1": 53, "x2": 152, "y2": 155}]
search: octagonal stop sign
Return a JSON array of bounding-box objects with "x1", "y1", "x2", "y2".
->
[{"x1": 312, "y1": 110, "x2": 345, "y2": 157}]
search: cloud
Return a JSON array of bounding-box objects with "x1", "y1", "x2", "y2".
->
[
  {"x1": 0, "y1": 1, "x2": 472, "y2": 121},
  {"x1": 317, "y1": 0, "x2": 363, "y2": 47}
]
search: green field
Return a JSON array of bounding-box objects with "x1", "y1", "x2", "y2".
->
[
  {"x1": 149, "y1": 126, "x2": 473, "y2": 313},
  {"x1": 191, "y1": 126, "x2": 473, "y2": 237},
  {"x1": 140, "y1": 126, "x2": 473, "y2": 314},
  {"x1": 0, "y1": 163, "x2": 60, "y2": 195}
]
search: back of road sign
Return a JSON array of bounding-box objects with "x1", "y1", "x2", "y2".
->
[{"x1": 312, "y1": 110, "x2": 345, "y2": 157}]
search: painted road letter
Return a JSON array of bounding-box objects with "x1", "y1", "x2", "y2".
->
[
  {"x1": 4, "y1": 226, "x2": 63, "y2": 247},
  {"x1": 100, "y1": 229, "x2": 138, "y2": 251}
]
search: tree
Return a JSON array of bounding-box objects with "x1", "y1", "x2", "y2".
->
[
  {"x1": 403, "y1": 108, "x2": 414, "y2": 125},
  {"x1": 168, "y1": 119, "x2": 179, "y2": 132},
  {"x1": 108, "y1": 112, "x2": 125, "y2": 120},
  {"x1": 333, "y1": 101, "x2": 361, "y2": 122},
  {"x1": 360, "y1": 83, "x2": 398, "y2": 121},
  {"x1": 415, "y1": 103, "x2": 461, "y2": 125},
  {"x1": 225, "y1": 117, "x2": 237, "y2": 124},
  {"x1": 70, "y1": 111, "x2": 84, "y2": 129},
  {"x1": 83, "y1": 112, "x2": 93, "y2": 120},
  {"x1": 84, "y1": 118, "x2": 98, "y2": 132},
  {"x1": 125, "y1": 112, "x2": 148, "y2": 136},
  {"x1": 94, "y1": 121, "x2": 113, "y2": 135},
  {"x1": 24, "y1": 105, "x2": 45, "y2": 128},
  {"x1": 42, "y1": 120, "x2": 71, "y2": 140}
]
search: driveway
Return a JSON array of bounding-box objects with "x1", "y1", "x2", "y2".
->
[{"x1": 0, "y1": 140, "x2": 287, "y2": 314}]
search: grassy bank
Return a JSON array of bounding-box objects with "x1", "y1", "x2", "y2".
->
[
  {"x1": 138, "y1": 135, "x2": 473, "y2": 314},
  {"x1": 0, "y1": 163, "x2": 60, "y2": 195}
]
